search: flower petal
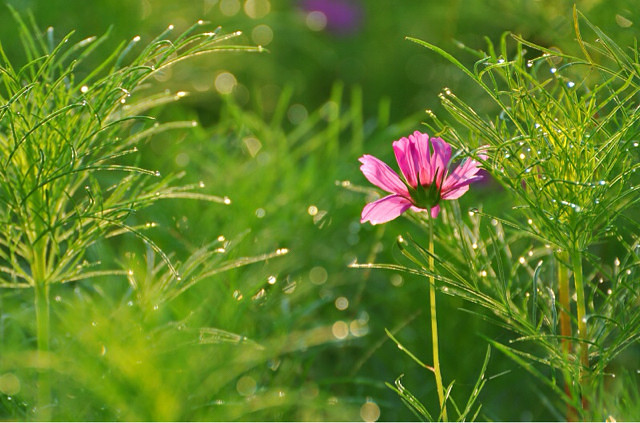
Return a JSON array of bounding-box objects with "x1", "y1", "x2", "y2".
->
[
  {"x1": 359, "y1": 155, "x2": 409, "y2": 196},
  {"x1": 429, "y1": 137, "x2": 452, "y2": 188},
  {"x1": 392, "y1": 135, "x2": 420, "y2": 188},
  {"x1": 441, "y1": 153, "x2": 485, "y2": 197},
  {"x1": 410, "y1": 204, "x2": 441, "y2": 218},
  {"x1": 361, "y1": 194, "x2": 412, "y2": 225},
  {"x1": 430, "y1": 204, "x2": 441, "y2": 218},
  {"x1": 440, "y1": 184, "x2": 469, "y2": 200},
  {"x1": 408, "y1": 131, "x2": 433, "y2": 185}
]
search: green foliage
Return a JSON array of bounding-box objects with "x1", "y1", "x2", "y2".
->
[
  {"x1": 1, "y1": 2, "x2": 639, "y2": 422},
  {"x1": 357, "y1": 9, "x2": 640, "y2": 421}
]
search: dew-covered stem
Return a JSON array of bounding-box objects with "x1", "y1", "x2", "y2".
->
[
  {"x1": 427, "y1": 213, "x2": 447, "y2": 421},
  {"x1": 556, "y1": 250, "x2": 576, "y2": 421},
  {"x1": 557, "y1": 251, "x2": 572, "y2": 354},
  {"x1": 571, "y1": 248, "x2": 589, "y2": 409},
  {"x1": 33, "y1": 243, "x2": 52, "y2": 421}
]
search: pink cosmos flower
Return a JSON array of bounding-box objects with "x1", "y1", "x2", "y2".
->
[{"x1": 359, "y1": 131, "x2": 487, "y2": 225}]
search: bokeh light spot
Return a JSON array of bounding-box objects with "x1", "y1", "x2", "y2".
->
[
  {"x1": 244, "y1": 0, "x2": 270, "y2": 19},
  {"x1": 175, "y1": 152, "x2": 190, "y2": 167},
  {"x1": 251, "y1": 24, "x2": 273, "y2": 46},
  {"x1": 220, "y1": 0, "x2": 241, "y2": 16},
  {"x1": 360, "y1": 401, "x2": 381, "y2": 422},
  {"x1": 214, "y1": 71, "x2": 237, "y2": 94},
  {"x1": 0, "y1": 373, "x2": 20, "y2": 395},
  {"x1": 332, "y1": 320, "x2": 348, "y2": 339},
  {"x1": 335, "y1": 296, "x2": 349, "y2": 310},
  {"x1": 288, "y1": 103, "x2": 308, "y2": 124},
  {"x1": 306, "y1": 11, "x2": 327, "y2": 31},
  {"x1": 309, "y1": 266, "x2": 328, "y2": 285},
  {"x1": 236, "y1": 375, "x2": 257, "y2": 396},
  {"x1": 243, "y1": 136, "x2": 262, "y2": 157}
]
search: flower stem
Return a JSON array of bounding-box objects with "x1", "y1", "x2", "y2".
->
[
  {"x1": 33, "y1": 244, "x2": 52, "y2": 421},
  {"x1": 427, "y1": 213, "x2": 447, "y2": 421},
  {"x1": 571, "y1": 249, "x2": 589, "y2": 410},
  {"x1": 557, "y1": 251, "x2": 576, "y2": 421}
]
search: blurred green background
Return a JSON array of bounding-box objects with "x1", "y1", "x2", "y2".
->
[{"x1": 0, "y1": 0, "x2": 638, "y2": 421}]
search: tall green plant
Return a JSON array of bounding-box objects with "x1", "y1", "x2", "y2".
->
[
  {"x1": 0, "y1": 9, "x2": 263, "y2": 420},
  {"x1": 397, "y1": 7, "x2": 640, "y2": 421}
]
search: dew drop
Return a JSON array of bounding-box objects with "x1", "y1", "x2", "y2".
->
[
  {"x1": 567, "y1": 81, "x2": 575, "y2": 88},
  {"x1": 550, "y1": 67, "x2": 557, "y2": 73},
  {"x1": 252, "y1": 288, "x2": 266, "y2": 301},
  {"x1": 80, "y1": 85, "x2": 89, "y2": 93},
  {"x1": 267, "y1": 275, "x2": 277, "y2": 285}
]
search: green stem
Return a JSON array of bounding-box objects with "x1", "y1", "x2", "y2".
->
[
  {"x1": 557, "y1": 251, "x2": 576, "y2": 421},
  {"x1": 33, "y1": 245, "x2": 51, "y2": 421},
  {"x1": 571, "y1": 249, "x2": 589, "y2": 410},
  {"x1": 428, "y1": 213, "x2": 447, "y2": 421}
]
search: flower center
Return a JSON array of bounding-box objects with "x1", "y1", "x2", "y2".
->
[{"x1": 406, "y1": 169, "x2": 442, "y2": 210}]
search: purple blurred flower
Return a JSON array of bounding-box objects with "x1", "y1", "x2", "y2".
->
[
  {"x1": 300, "y1": 0, "x2": 363, "y2": 35},
  {"x1": 359, "y1": 131, "x2": 487, "y2": 225}
]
